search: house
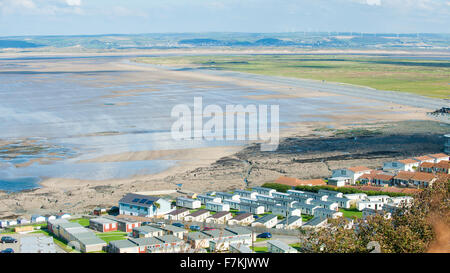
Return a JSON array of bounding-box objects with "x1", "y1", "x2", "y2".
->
[
  {"x1": 7, "y1": 220, "x2": 18, "y2": 226},
  {"x1": 225, "y1": 226, "x2": 255, "y2": 245},
  {"x1": 310, "y1": 200, "x2": 339, "y2": 211},
  {"x1": 230, "y1": 243, "x2": 253, "y2": 253},
  {"x1": 327, "y1": 177, "x2": 350, "y2": 187},
  {"x1": 164, "y1": 208, "x2": 190, "y2": 221},
  {"x1": 327, "y1": 196, "x2": 352, "y2": 209},
  {"x1": 158, "y1": 225, "x2": 188, "y2": 240},
  {"x1": 201, "y1": 229, "x2": 236, "y2": 245},
  {"x1": 89, "y1": 217, "x2": 118, "y2": 233},
  {"x1": 313, "y1": 208, "x2": 343, "y2": 219},
  {"x1": 119, "y1": 193, "x2": 172, "y2": 218},
  {"x1": 104, "y1": 216, "x2": 141, "y2": 232},
  {"x1": 234, "y1": 190, "x2": 258, "y2": 199},
  {"x1": 223, "y1": 199, "x2": 241, "y2": 210},
  {"x1": 215, "y1": 192, "x2": 240, "y2": 201},
  {"x1": 383, "y1": 159, "x2": 419, "y2": 172},
  {"x1": 251, "y1": 214, "x2": 278, "y2": 228},
  {"x1": 255, "y1": 194, "x2": 275, "y2": 202},
  {"x1": 45, "y1": 215, "x2": 57, "y2": 221},
  {"x1": 427, "y1": 153, "x2": 449, "y2": 163},
  {"x1": 274, "y1": 176, "x2": 326, "y2": 187},
  {"x1": 318, "y1": 189, "x2": 343, "y2": 198},
  {"x1": 127, "y1": 237, "x2": 163, "y2": 253},
  {"x1": 272, "y1": 192, "x2": 291, "y2": 200},
  {"x1": 413, "y1": 155, "x2": 435, "y2": 164},
  {"x1": 93, "y1": 208, "x2": 107, "y2": 216},
  {"x1": 153, "y1": 235, "x2": 185, "y2": 253},
  {"x1": 410, "y1": 172, "x2": 437, "y2": 188},
  {"x1": 227, "y1": 213, "x2": 255, "y2": 226},
  {"x1": 272, "y1": 205, "x2": 301, "y2": 217},
  {"x1": 197, "y1": 194, "x2": 222, "y2": 205},
  {"x1": 205, "y1": 201, "x2": 230, "y2": 212},
  {"x1": 176, "y1": 197, "x2": 201, "y2": 209},
  {"x1": 256, "y1": 200, "x2": 278, "y2": 212},
  {"x1": 267, "y1": 240, "x2": 298, "y2": 253},
  {"x1": 387, "y1": 196, "x2": 414, "y2": 207},
  {"x1": 251, "y1": 187, "x2": 276, "y2": 197},
  {"x1": 433, "y1": 161, "x2": 450, "y2": 174},
  {"x1": 132, "y1": 225, "x2": 164, "y2": 238},
  {"x1": 205, "y1": 211, "x2": 233, "y2": 224},
  {"x1": 239, "y1": 203, "x2": 265, "y2": 215},
  {"x1": 302, "y1": 217, "x2": 328, "y2": 229},
  {"x1": 17, "y1": 218, "x2": 30, "y2": 225},
  {"x1": 31, "y1": 215, "x2": 46, "y2": 223},
  {"x1": 343, "y1": 193, "x2": 367, "y2": 201},
  {"x1": 293, "y1": 203, "x2": 320, "y2": 215},
  {"x1": 56, "y1": 213, "x2": 71, "y2": 220},
  {"x1": 108, "y1": 239, "x2": 139, "y2": 253},
  {"x1": 393, "y1": 171, "x2": 416, "y2": 187},
  {"x1": 184, "y1": 209, "x2": 211, "y2": 222},
  {"x1": 356, "y1": 200, "x2": 384, "y2": 211},
  {"x1": 362, "y1": 208, "x2": 391, "y2": 220},
  {"x1": 0, "y1": 220, "x2": 8, "y2": 228},
  {"x1": 332, "y1": 166, "x2": 372, "y2": 184},
  {"x1": 371, "y1": 173, "x2": 394, "y2": 187},
  {"x1": 239, "y1": 197, "x2": 259, "y2": 205},
  {"x1": 186, "y1": 232, "x2": 213, "y2": 249},
  {"x1": 275, "y1": 216, "x2": 302, "y2": 229},
  {"x1": 209, "y1": 237, "x2": 249, "y2": 253}
]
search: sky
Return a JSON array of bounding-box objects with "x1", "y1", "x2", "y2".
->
[{"x1": 0, "y1": 0, "x2": 449, "y2": 36}]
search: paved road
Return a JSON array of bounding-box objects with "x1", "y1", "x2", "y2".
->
[{"x1": 253, "y1": 234, "x2": 301, "y2": 248}]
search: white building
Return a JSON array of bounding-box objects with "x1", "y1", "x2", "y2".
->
[
  {"x1": 318, "y1": 189, "x2": 344, "y2": 198},
  {"x1": 223, "y1": 199, "x2": 241, "y2": 210},
  {"x1": 272, "y1": 205, "x2": 301, "y2": 217},
  {"x1": 251, "y1": 214, "x2": 278, "y2": 228},
  {"x1": 332, "y1": 166, "x2": 372, "y2": 184},
  {"x1": 197, "y1": 194, "x2": 222, "y2": 205},
  {"x1": 275, "y1": 216, "x2": 302, "y2": 229},
  {"x1": 31, "y1": 215, "x2": 46, "y2": 223},
  {"x1": 205, "y1": 202, "x2": 230, "y2": 212},
  {"x1": 234, "y1": 190, "x2": 258, "y2": 199},
  {"x1": 383, "y1": 159, "x2": 420, "y2": 172},
  {"x1": 228, "y1": 213, "x2": 255, "y2": 226},
  {"x1": 267, "y1": 240, "x2": 298, "y2": 253},
  {"x1": 176, "y1": 197, "x2": 201, "y2": 209},
  {"x1": 251, "y1": 187, "x2": 276, "y2": 197},
  {"x1": 239, "y1": 203, "x2": 265, "y2": 215},
  {"x1": 313, "y1": 208, "x2": 343, "y2": 219},
  {"x1": 356, "y1": 200, "x2": 384, "y2": 211},
  {"x1": 215, "y1": 192, "x2": 240, "y2": 201}
]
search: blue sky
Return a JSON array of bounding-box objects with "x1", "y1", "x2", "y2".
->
[{"x1": 0, "y1": 0, "x2": 449, "y2": 36}]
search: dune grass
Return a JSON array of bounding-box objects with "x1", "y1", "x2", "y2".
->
[{"x1": 136, "y1": 55, "x2": 450, "y2": 99}]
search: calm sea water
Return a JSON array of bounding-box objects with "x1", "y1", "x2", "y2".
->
[{"x1": 0, "y1": 56, "x2": 386, "y2": 191}]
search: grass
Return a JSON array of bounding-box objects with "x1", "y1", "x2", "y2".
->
[
  {"x1": 301, "y1": 214, "x2": 314, "y2": 223},
  {"x1": 70, "y1": 218, "x2": 90, "y2": 227},
  {"x1": 255, "y1": 238, "x2": 270, "y2": 243},
  {"x1": 96, "y1": 231, "x2": 128, "y2": 243},
  {"x1": 251, "y1": 246, "x2": 268, "y2": 253},
  {"x1": 339, "y1": 208, "x2": 363, "y2": 219},
  {"x1": 136, "y1": 55, "x2": 450, "y2": 99},
  {"x1": 289, "y1": 243, "x2": 302, "y2": 252}
]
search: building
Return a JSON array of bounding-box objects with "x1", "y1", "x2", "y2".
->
[
  {"x1": 428, "y1": 152, "x2": 449, "y2": 163},
  {"x1": 393, "y1": 171, "x2": 416, "y2": 187},
  {"x1": 267, "y1": 240, "x2": 298, "y2": 253},
  {"x1": 119, "y1": 193, "x2": 172, "y2": 218},
  {"x1": 17, "y1": 218, "x2": 30, "y2": 225},
  {"x1": 197, "y1": 194, "x2": 222, "y2": 205},
  {"x1": 234, "y1": 190, "x2": 258, "y2": 199},
  {"x1": 230, "y1": 243, "x2": 253, "y2": 253},
  {"x1": 129, "y1": 237, "x2": 168, "y2": 253},
  {"x1": 158, "y1": 225, "x2": 188, "y2": 240},
  {"x1": 223, "y1": 199, "x2": 241, "y2": 210},
  {"x1": 318, "y1": 189, "x2": 343, "y2": 198},
  {"x1": 7, "y1": 220, "x2": 18, "y2": 226},
  {"x1": 255, "y1": 194, "x2": 275, "y2": 202},
  {"x1": 383, "y1": 159, "x2": 419, "y2": 172},
  {"x1": 410, "y1": 172, "x2": 437, "y2": 188},
  {"x1": 89, "y1": 217, "x2": 118, "y2": 233},
  {"x1": 228, "y1": 213, "x2": 254, "y2": 226},
  {"x1": 31, "y1": 215, "x2": 46, "y2": 223},
  {"x1": 327, "y1": 196, "x2": 352, "y2": 209},
  {"x1": 293, "y1": 203, "x2": 319, "y2": 215},
  {"x1": 413, "y1": 155, "x2": 435, "y2": 164},
  {"x1": 272, "y1": 205, "x2": 301, "y2": 217},
  {"x1": 186, "y1": 232, "x2": 213, "y2": 248},
  {"x1": 327, "y1": 177, "x2": 350, "y2": 187},
  {"x1": 310, "y1": 200, "x2": 339, "y2": 211},
  {"x1": 251, "y1": 214, "x2": 278, "y2": 228},
  {"x1": 164, "y1": 208, "x2": 190, "y2": 221},
  {"x1": 225, "y1": 226, "x2": 255, "y2": 244},
  {"x1": 205, "y1": 201, "x2": 230, "y2": 212},
  {"x1": 251, "y1": 187, "x2": 276, "y2": 197},
  {"x1": 420, "y1": 161, "x2": 450, "y2": 174},
  {"x1": 20, "y1": 236, "x2": 56, "y2": 253},
  {"x1": 104, "y1": 216, "x2": 141, "y2": 232},
  {"x1": 239, "y1": 203, "x2": 265, "y2": 215},
  {"x1": 45, "y1": 215, "x2": 56, "y2": 222},
  {"x1": 332, "y1": 166, "x2": 372, "y2": 184},
  {"x1": 362, "y1": 208, "x2": 391, "y2": 220},
  {"x1": 184, "y1": 209, "x2": 211, "y2": 222},
  {"x1": 153, "y1": 235, "x2": 185, "y2": 253},
  {"x1": 109, "y1": 239, "x2": 139, "y2": 253},
  {"x1": 313, "y1": 208, "x2": 343, "y2": 219},
  {"x1": 215, "y1": 192, "x2": 240, "y2": 201},
  {"x1": 356, "y1": 200, "x2": 384, "y2": 211},
  {"x1": 56, "y1": 213, "x2": 71, "y2": 220},
  {"x1": 302, "y1": 217, "x2": 328, "y2": 229},
  {"x1": 272, "y1": 192, "x2": 291, "y2": 200},
  {"x1": 132, "y1": 225, "x2": 164, "y2": 238},
  {"x1": 176, "y1": 197, "x2": 201, "y2": 209},
  {"x1": 93, "y1": 207, "x2": 107, "y2": 216},
  {"x1": 205, "y1": 211, "x2": 233, "y2": 224},
  {"x1": 275, "y1": 216, "x2": 302, "y2": 229}
]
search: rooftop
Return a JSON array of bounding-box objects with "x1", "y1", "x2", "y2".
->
[{"x1": 118, "y1": 193, "x2": 161, "y2": 208}]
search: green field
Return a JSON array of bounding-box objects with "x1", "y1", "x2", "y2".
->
[
  {"x1": 96, "y1": 231, "x2": 128, "y2": 243},
  {"x1": 339, "y1": 208, "x2": 363, "y2": 219},
  {"x1": 136, "y1": 55, "x2": 450, "y2": 99},
  {"x1": 70, "y1": 218, "x2": 90, "y2": 227}
]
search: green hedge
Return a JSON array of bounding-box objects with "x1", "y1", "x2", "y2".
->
[{"x1": 262, "y1": 183, "x2": 412, "y2": 197}]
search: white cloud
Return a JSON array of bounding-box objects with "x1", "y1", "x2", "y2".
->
[
  {"x1": 66, "y1": 0, "x2": 81, "y2": 6},
  {"x1": 366, "y1": 0, "x2": 381, "y2": 5}
]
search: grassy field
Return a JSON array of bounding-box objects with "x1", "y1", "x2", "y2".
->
[
  {"x1": 136, "y1": 55, "x2": 450, "y2": 99},
  {"x1": 251, "y1": 246, "x2": 268, "y2": 253},
  {"x1": 96, "y1": 231, "x2": 128, "y2": 243},
  {"x1": 69, "y1": 218, "x2": 90, "y2": 227},
  {"x1": 339, "y1": 208, "x2": 363, "y2": 219}
]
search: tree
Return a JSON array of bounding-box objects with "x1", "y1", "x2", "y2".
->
[{"x1": 302, "y1": 177, "x2": 449, "y2": 253}]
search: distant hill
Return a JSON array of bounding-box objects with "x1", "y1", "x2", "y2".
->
[{"x1": 0, "y1": 40, "x2": 43, "y2": 48}]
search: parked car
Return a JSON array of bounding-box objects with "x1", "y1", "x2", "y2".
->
[
  {"x1": 1, "y1": 236, "x2": 17, "y2": 244},
  {"x1": 0, "y1": 248, "x2": 14, "y2": 253},
  {"x1": 172, "y1": 223, "x2": 184, "y2": 228},
  {"x1": 189, "y1": 225, "x2": 201, "y2": 231},
  {"x1": 142, "y1": 222, "x2": 152, "y2": 225},
  {"x1": 202, "y1": 227, "x2": 216, "y2": 231},
  {"x1": 257, "y1": 232, "x2": 272, "y2": 239}
]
